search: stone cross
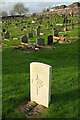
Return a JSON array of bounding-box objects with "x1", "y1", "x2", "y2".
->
[{"x1": 30, "y1": 62, "x2": 52, "y2": 108}]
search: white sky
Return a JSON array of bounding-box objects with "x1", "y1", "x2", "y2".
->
[
  {"x1": 1, "y1": 0, "x2": 79, "y2": 2},
  {"x1": 0, "y1": 0, "x2": 79, "y2": 14}
]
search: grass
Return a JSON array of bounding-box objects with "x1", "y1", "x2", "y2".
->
[
  {"x1": 2, "y1": 15, "x2": 79, "y2": 118},
  {"x1": 2, "y1": 40, "x2": 78, "y2": 118}
]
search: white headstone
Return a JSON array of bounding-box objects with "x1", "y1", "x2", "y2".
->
[{"x1": 30, "y1": 62, "x2": 52, "y2": 108}]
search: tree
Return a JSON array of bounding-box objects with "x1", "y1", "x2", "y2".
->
[
  {"x1": 47, "y1": 8, "x2": 50, "y2": 11},
  {"x1": 10, "y1": 10, "x2": 15, "y2": 16},
  {"x1": 13, "y1": 3, "x2": 29, "y2": 16},
  {"x1": 43, "y1": 8, "x2": 46, "y2": 12},
  {"x1": 1, "y1": 11, "x2": 8, "y2": 17}
]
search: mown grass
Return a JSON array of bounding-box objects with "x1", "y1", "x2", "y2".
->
[
  {"x1": 2, "y1": 15, "x2": 79, "y2": 118},
  {"x1": 2, "y1": 40, "x2": 78, "y2": 118}
]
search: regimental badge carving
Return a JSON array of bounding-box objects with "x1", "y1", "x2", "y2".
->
[
  {"x1": 35, "y1": 74, "x2": 43, "y2": 88},
  {"x1": 32, "y1": 74, "x2": 43, "y2": 95}
]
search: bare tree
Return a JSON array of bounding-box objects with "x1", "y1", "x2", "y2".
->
[
  {"x1": 10, "y1": 10, "x2": 15, "y2": 16},
  {"x1": 13, "y1": 3, "x2": 29, "y2": 16},
  {"x1": 1, "y1": 11, "x2": 8, "y2": 17}
]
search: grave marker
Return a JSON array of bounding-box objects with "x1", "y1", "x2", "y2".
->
[
  {"x1": 48, "y1": 35, "x2": 53, "y2": 45},
  {"x1": 36, "y1": 27, "x2": 40, "y2": 36},
  {"x1": 29, "y1": 33, "x2": 33, "y2": 38},
  {"x1": 4, "y1": 31, "x2": 10, "y2": 39},
  {"x1": 53, "y1": 28, "x2": 58, "y2": 37},
  {"x1": 36, "y1": 38, "x2": 45, "y2": 46},
  {"x1": 21, "y1": 36, "x2": 28, "y2": 43},
  {"x1": 30, "y1": 62, "x2": 52, "y2": 108}
]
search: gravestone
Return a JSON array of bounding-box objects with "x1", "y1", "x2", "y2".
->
[
  {"x1": 23, "y1": 26, "x2": 26, "y2": 29},
  {"x1": 27, "y1": 26, "x2": 30, "y2": 28},
  {"x1": 48, "y1": 35, "x2": 53, "y2": 45},
  {"x1": 29, "y1": 33, "x2": 33, "y2": 38},
  {"x1": 30, "y1": 62, "x2": 52, "y2": 108},
  {"x1": 72, "y1": 23, "x2": 74, "y2": 29},
  {"x1": 50, "y1": 24, "x2": 53, "y2": 27},
  {"x1": 53, "y1": 28, "x2": 58, "y2": 36},
  {"x1": 68, "y1": 20, "x2": 71, "y2": 23},
  {"x1": 4, "y1": 31, "x2": 10, "y2": 39},
  {"x1": 3, "y1": 29, "x2": 6, "y2": 32},
  {"x1": 36, "y1": 27, "x2": 40, "y2": 36},
  {"x1": 21, "y1": 36, "x2": 28, "y2": 43},
  {"x1": 37, "y1": 38, "x2": 45, "y2": 46},
  {"x1": 64, "y1": 24, "x2": 68, "y2": 32},
  {"x1": 21, "y1": 29, "x2": 23, "y2": 31}
]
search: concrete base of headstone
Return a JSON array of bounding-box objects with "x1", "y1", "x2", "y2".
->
[{"x1": 16, "y1": 100, "x2": 47, "y2": 118}]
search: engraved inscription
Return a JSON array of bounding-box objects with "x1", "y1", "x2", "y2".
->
[
  {"x1": 35, "y1": 74, "x2": 43, "y2": 88},
  {"x1": 37, "y1": 87, "x2": 38, "y2": 95}
]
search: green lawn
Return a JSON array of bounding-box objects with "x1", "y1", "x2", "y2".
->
[
  {"x1": 2, "y1": 40, "x2": 78, "y2": 118},
  {"x1": 2, "y1": 15, "x2": 79, "y2": 119}
]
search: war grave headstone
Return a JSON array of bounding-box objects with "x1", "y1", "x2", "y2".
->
[
  {"x1": 17, "y1": 62, "x2": 52, "y2": 118},
  {"x1": 48, "y1": 35, "x2": 53, "y2": 45},
  {"x1": 30, "y1": 62, "x2": 52, "y2": 107},
  {"x1": 36, "y1": 38, "x2": 45, "y2": 46}
]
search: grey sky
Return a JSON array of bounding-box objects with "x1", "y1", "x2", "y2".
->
[{"x1": 0, "y1": 0, "x2": 79, "y2": 15}]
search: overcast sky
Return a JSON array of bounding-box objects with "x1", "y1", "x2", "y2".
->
[{"x1": 0, "y1": 0, "x2": 79, "y2": 15}]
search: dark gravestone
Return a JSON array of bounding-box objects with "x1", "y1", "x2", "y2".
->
[
  {"x1": 72, "y1": 23, "x2": 74, "y2": 29},
  {"x1": 23, "y1": 26, "x2": 26, "y2": 29},
  {"x1": 37, "y1": 38, "x2": 45, "y2": 46},
  {"x1": 27, "y1": 26, "x2": 30, "y2": 28},
  {"x1": 21, "y1": 36, "x2": 28, "y2": 43},
  {"x1": 53, "y1": 28, "x2": 58, "y2": 36},
  {"x1": 50, "y1": 24, "x2": 53, "y2": 27},
  {"x1": 48, "y1": 35, "x2": 53, "y2": 45},
  {"x1": 21, "y1": 29, "x2": 23, "y2": 31},
  {"x1": 29, "y1": 33, "x2": 33, "y2": 38},
  {"x1": 69, "y1": 20, "x2": 71, "y2": 23},
  {"x1": 3, "y1": 29, "x2": 6, "y2": 32},
  {"x1": 36, "y1": 27, "x2": 40, "y2": 36},
  {"x1": 4, "y1": 31, "x2": 10, "y2": 39},
  {"x1": 47, "y1": 21, "x2": 49, "y2": 24},
  {"x1": 38, "y1": 26, "x2": 41, "y2": 29}
]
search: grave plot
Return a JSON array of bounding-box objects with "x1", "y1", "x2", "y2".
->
[{"x1": 17, "y1": 62, "x2": 51, "y2": 118}]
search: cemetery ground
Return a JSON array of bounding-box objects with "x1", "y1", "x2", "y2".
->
[{"x1": 2, "y1": 15, "x2": 79, "y2": 118}]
